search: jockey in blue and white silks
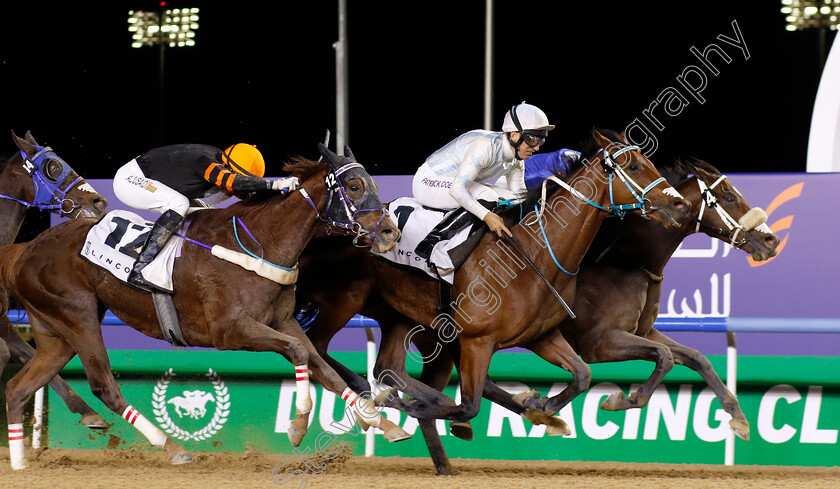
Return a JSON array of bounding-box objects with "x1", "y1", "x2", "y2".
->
[
  {"x1": 412, "y1": 102, "x2": 554, "y2": 261},
  {"x1": 413, "y1": 130, "x2": 525, "y2": 221}
]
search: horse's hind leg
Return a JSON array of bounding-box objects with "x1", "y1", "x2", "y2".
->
[
  {"x1": 645, "y1": 328, "x2": 749, "y2": 441},
  {"x1": 5, "y1": 333, "x2": 77, "y2": 469},
  {"x1": 0, "y1": 317, "x2": 107, "y2": 429},
  {"x1": 0, "y1": 338, "x2": 9, "y2": 378}
]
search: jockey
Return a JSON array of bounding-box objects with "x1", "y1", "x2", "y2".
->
[
  {"x1": 412, "y1": 102, "x2": 554, "y2": 259},
  {"x1": 113, "y1": 143, "x2": 299, "y2": 291}
]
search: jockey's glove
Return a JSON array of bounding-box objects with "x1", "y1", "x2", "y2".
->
[{"x1": 269, "y1": 177, "x2": 300, "y2": 194}]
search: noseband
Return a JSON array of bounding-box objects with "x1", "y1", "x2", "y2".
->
[
  {"x1": 0, "y1": 146, "x2": 86, "y2": 217},
  {"x1": 694, "y1": 175, "x2": 753, "y2": 247},
  {"x1": 298, "y1": 162, "x2": 388, "y2": 247}
]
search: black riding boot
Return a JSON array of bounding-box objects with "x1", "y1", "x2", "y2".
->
[
  {"x1": 127, "y1": 209, "x2": 184, "y2": 291},
  {"x1": 415, "y1": 208, "x2": 479, "y2": 260}
]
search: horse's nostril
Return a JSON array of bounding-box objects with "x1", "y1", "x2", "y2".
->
[
  {"x1": 674, "y1": 200, "x2": 688, "y2": 211},
  {"x1": 95, "y1": 197, "x2": 108, "y2": 209}
]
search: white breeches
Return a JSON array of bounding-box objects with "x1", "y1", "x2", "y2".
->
[
  {"x1": 113, "y1": 159, "x2": 190, "y2": 217},
  {"x1": 412, "y1": 175, "x2": 517, "y2": 213}
]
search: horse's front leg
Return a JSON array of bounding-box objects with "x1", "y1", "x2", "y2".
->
[
  {"x1": 514, "y1": 328, "x2": 589, "y2": 433},
  {"x1": 645, "y1": 328, "x2": 749, "y2": 441},
  {"x1": 579, "y1": 326, "x2": 675, "y2": 411},
  {"x1": 273, "y1": 317, "x2": 412, "y2": 444}
]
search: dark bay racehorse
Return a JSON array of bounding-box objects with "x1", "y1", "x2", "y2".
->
[
  {"x1": 296, "y1": 129, "x2": 690, "y2": 444},
  {"x1": 0, "y1": 144, "x2": 407, "y2": 470},
  {"x1": 0, "y1": 131, "x2": 108, "y2": 429}
]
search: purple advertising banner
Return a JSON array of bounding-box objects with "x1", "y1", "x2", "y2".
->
[{"x1": 55, "y1": 173, "x2": 839, "y2": 356}]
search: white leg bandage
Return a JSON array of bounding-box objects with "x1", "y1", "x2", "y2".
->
[
  {"x1": 342, "y1": 388, "x2": 381, "y2": 428},
  {"x1": 8, "y1": 423, "x2": 26, "y2": 470},
  {"x1": 123, "y1": 405, "x2": 167, "y2": 448},
  {"x1": 294, "y1": 365, "x2": 312, "y2": 414}
]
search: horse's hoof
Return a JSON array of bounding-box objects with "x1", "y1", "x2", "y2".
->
[
  {"x1": 170, "y1": 452, "x2": 195, "y2": 465},
  {"x1": 523, "y1": 409, "x2": 571, "y2": 436},
  {"x1": 81, "y1": 413, "x2": 110, "y2": 430},
  {"x1": 10, "y1": 459, "x2": 28, "y2": 470},
  {"x1": 512, "y1": 390, "x2": 541, "y2": 407},
  {"x1": 288, "y1": 411, "x2": 309, "y2": 447},
  {"x1": 730, "y1": 418, "x2": 750, "y2": 441},
  {"x1": 599, "y1": 391, "x2": 627, "y2": 411},
  {"x1": 383, "y1": 424, "x2": 412, "y2": 443},
  {"x1": 449, "y1": 421, "x2": 474, "y2": 441}
]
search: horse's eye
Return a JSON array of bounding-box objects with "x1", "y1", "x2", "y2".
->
[
  {"x1": 629, "y1": 164, "x2": 639, "y2": 172},
  {"x1": 44, "y1": 159, "x2": 63, "y2": 180},
  {"x1": 350, "y1": 184, "x2": 360, "y2": 192}
]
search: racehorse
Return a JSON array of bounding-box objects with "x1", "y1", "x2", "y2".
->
[
  {"x1": 465, "y1": 156, "x2": 779, "y2": 441},
  {"x1": 297, "y1": 129, "x2": 690, "y2": 438},
  {"x1": 297, "y1": 152, "x2": 778, "y2": 474},
  {"x1": 0, "y1": 131, "x2": 108, "y2": 430},
  {"x1": 0, "y1": 144, "x2": 407, "y2": 470}
]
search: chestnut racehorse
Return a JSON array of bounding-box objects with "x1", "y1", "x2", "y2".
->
[
  {"x1": 0, "y1": 144, "x2": 408, "y2": 470},
  {"x1": 0, "y1": 131, "x2": 108, "y2": 429}
]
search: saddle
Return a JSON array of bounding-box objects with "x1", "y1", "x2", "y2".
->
[{"x1": 382, "y1": 198, "x2": 492, "y2": 284}]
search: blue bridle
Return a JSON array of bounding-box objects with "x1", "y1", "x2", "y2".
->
[
  {"x1": 0, "y1": 145, "x2": 84, "y2": 214},
  {"x1": 528, "y1": 144, "x2": 672, "y2": 275}
]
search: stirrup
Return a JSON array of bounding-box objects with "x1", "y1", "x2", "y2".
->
[
  {"x1": 127, "y1": 268, "x2": 170, "y2": 294},
  {"x1": 414, "y1": 235, "x2": 441, "y2": 261}
]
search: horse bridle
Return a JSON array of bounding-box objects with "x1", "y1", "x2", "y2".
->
[
  {"x1": 694, "y1": 174, "x2": 765, "y2": 247},
  {"x1": 530, "y1": 144, "x2": 672, "y2": 225},
  {"x1": 0, "y1": 145, "x2": 87, "y2": 218},
  {"x1": 298, "y1": 162, "x2": 389, "y2": 247}
]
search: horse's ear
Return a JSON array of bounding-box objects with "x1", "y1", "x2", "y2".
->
[
  {"x1": 11, "y1": 130, "x2": 35, "y2": 156},
  {"x1": 591, "y1": 128, "x2": 611, "y2": 149},
  {"x1": 343, "y1": 145, "x2": 356, "y2": 162},
  {"x1": 618, "y1": 131, "x2": 628, "y2": 144},
  {"x1": 24, "y1": 130, "x2": 38, "y2": 146},
  {"x1": 317, "y1": 142, "x2": 338, "y2": 169}
]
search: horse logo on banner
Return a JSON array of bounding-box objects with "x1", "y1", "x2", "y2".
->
[{"x1": 152, "y1": 368, "x2": 231, "y2": 441}]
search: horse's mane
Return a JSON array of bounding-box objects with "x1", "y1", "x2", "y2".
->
[
  {"x1": 223, "y1": 156, "x2": 328, "y2": 210},
  {"x1": 0, "y1": 151, "x2": 13, "y2": 174},
  {"x1": 283, "y1": 156, "x2": 328, "y2": 181},
  {"x1": 499, "y1": 129, "x2": 625, "y2": 224},
  {"x1": 658, "y1": 156, "x2": 722, "y2": 187}
]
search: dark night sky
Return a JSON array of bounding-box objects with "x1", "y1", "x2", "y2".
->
[{"x1": 0, "y1": 1, "x2": 835, "y2": 181}]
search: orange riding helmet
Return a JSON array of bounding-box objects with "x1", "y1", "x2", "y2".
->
[{"x1": 221, "y1": 143, "x2": 265, "y2": 178}]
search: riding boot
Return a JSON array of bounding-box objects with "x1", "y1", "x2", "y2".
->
[
  {"x1": 127, "y1": 209, "x2": 184, "y2": 292},
  {"x1": 415, "y1": 208, "x2": 479, "y2": 261}
]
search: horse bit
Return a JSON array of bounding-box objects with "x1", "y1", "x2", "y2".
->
[{"x1": 0, "y1": 146, "x2": 88, "y2": 218}]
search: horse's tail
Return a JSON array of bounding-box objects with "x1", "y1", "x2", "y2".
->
[{"x1": 0, "y1": 243, "x2": 27, "y2": 290}]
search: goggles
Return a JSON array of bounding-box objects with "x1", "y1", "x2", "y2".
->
[{"x1": 521, "y1": 130, "x2": 547, "y2": 148}]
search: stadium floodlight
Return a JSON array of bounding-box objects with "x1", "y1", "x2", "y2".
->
[
  {"x1": 128, "y1": 7, "x2": 200, "y2": 48},
  {"x1": 782, "y1": 0, "x2": 840, "y2": 31}
]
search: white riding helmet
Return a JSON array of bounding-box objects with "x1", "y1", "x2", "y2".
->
[{"x1": 502, "y1": 102, "x2": 555, "y2": 133}]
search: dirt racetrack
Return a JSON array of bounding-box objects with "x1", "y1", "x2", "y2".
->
[{"x1": 1, "y1": 447, "x2": 839, "y2": 489}]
